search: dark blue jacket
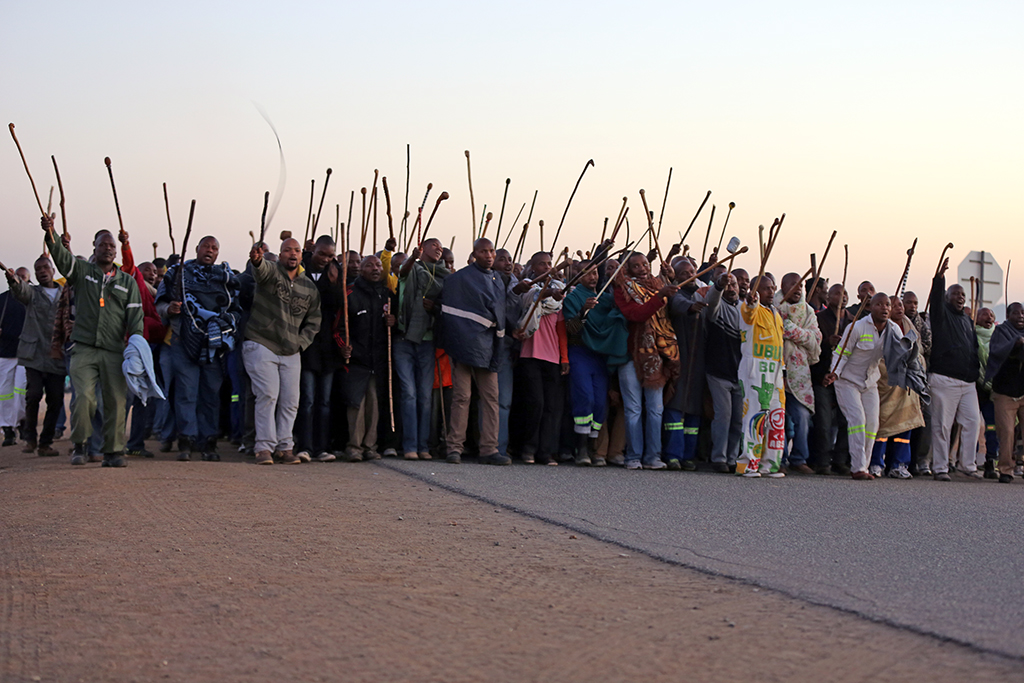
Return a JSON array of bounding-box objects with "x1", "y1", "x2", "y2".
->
[{"x1": 438, "y1": 263, "x2": 506, "y2": 371}]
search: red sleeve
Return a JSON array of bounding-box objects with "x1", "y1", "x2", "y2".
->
[
  {"x1": 556, "y1": 314, "x2": 568, "y2": 364},
  {"x1": 132, "y1": 268, "x2": 165, "y2": 342},
  {"x1": 614, "y1": 285, "x2": 665, "y2": 322},
  {"x1": 121, "y1": 242, "x2": 136, "y2": 274}
]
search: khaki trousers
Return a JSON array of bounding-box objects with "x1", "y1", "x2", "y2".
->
[
  {"x1": 446, "y1": 361, "x2": 499, "y2": 456},
  {"x1": 69, "y1": 344, "x2": 127, "y2": 454},
  {"x1": 992, "y1": 392, "x2": 1024, "y2": 475}
]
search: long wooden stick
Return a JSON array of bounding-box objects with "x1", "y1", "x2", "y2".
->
[
  {"x1": 923, "y1": 242, "x2": 954, "y2": 315},
  {"x1": 680, "y1": 190, "x2": 711, "y2": 245},
  {"x1": 346, "y1": 191, "x2": 354, "y2": 257},
  {"x1": 104, "y1": 157, "x2": 126, "y2": 238},
  {"x1": 495, "y1": 178, "x2": 511, "y2": 245},
  {"x1": 612, "y1": 197, "x2": 627, "y2": 241},
  {"x1": 513, "y1": 222, "x2": 531, "y2": 264},
  {"x1": 715, "y1": 202, "x2": 735, "y2": 254},
  {"x1": 402, "y1": 183, "x2": 433, "y2": 254},
  {"x1": 481, "y1": 212, "x2": 493, "y2": 239},
  {"x1": 420, "y1": 192, "x2": 450, "y2": 243},
  {"x1": 311, "y1": 168, "x2": 332, "y2": 242},
  {"x1": 46, "y1": 186, "x2": 53, "y2": 215},
  {"x1": 403, "y1": 143, "x2": 410, "y2": 241},
  {"x1": 538, "y1": 220, "x2": 545, "y2": 253},
  {"x1": 382, "y1": 176, "x2": 395, "y2": 240},
  {"x1": 638, "y1": 189, "x2": 663, "y2": 262},
  {"x1": 1006, "y1": 260, "x2": 1012, "y2": 312},
  {"x1": 500, "y1": 203, "x2": 526, "y2": 250},
  {"x1": 893, "y1": 237, "x2": 917, "y2": 299},
  {"x1": 8, "y1": 124, "x2": 47, "y2": 218},
  {"x1": 163, "y1": 182, "x2": 175, "y2": 253},
  {"x1": 549, "y1": 159, "x2": 595, "y2": 256},
  {"x1": 831, "y1": 294, "x2": 871, "y2": 374},
  {"x1": 258, "y1": 191, "x2": 270, "y2": 246},
  {"x1": 656, "y1": 167, "x2": 672, "y2": 241},
  {"x1": 610, "y1": 207, "x2": 629, "y2": 243},
  {"x1": 680, "y1": 247, "x2": 749, "y2": 290},
  {"x1": 814, "y1": 230, "x2": 838, "y2": 287},
  {"x1": 780, "y1": 260, "x2": 816, "y2": 303},
  {"x1": 834, "y1": 245, "x2": 849, "y2": 337},
  {"x1": 335, "y1": 204, "x2": 340, "y2": 243},
  {"x1": 386, "y1": 301, "x2": 395, "y2": 430},
  {"x1": 701, "y1": 204, "x2": 716, "y2": 263},
  {"x1": 372, "y1": 186, "x2": 378, "y2": 253},
  {"x1": 304, "y1": 179, "x2": 315, "y2": 244},
  {"x1": 341, "y1": 211, "x2": 350, "y2": 365},
  {"x1": 516, "y1": 248, "x2": 570, "y2": 334},
  {"x1": 51, "y1": 156, "x2": 68, "y2": 239},
  {"x1": 177, "y1": 200, "x2": 196, "y2": 300},
  {"x1": 465, "y1": 150, "x2": 476, "y2": 245},
  {"x1": 359, "y1": 187, "x2": 368, "y2": 254}
]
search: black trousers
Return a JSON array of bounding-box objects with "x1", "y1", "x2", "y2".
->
[
  {"x1": 518, "y1": 358, "x2": 563, "y2": 460},
  {"x1": 25, "y1": 367, "x2": 65, "y2": 447},
  {"x1": 811, "y1": 382, "x2": 850, "y2": 470}
]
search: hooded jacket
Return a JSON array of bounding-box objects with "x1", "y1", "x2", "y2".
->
[{"x1": 9, "y1": 278, "x2": 64, "y2": 375}]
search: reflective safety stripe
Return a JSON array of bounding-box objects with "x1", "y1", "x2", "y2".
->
[
  {"x1": 14, "y1": 387, "x2": 26, "y2": 396},
  {"x1": 866, "y1": 431, "x2": 877, "y2": 439},
  {"x1": 847, "y1": 424, "x2": 866, "y2": 435},
  {"x1": 683, "y1": 427, "x2": 699, "y2": 435},
  {"x1": 874, "y1": 437, "x2": 888, "y2": 444},
  {"x1": 664, "y1": 421, "x2": 685, "y2": 431},
  {"x1": 573, "y1": 414, "x2": 593, "y2": 425},
  {"x1": 893, "y1": 437, "x2": 911, "y2": 444},
  {"x1": 0, "y1": 393, "x2": 13, "y2": 401},
  {"x1": 441, "y1": 304, "x2": 496, "y2": 329},
  {"x1": 126, "y1": 302, "x2": 143, "y2": 309},
  {"x1": 231, "y1": 394, "x2": 240, "y2": 403},
  {"x1": 591, "y1": 422, "x2": 603, "y2": 432}
]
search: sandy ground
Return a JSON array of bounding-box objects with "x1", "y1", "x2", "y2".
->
[{"x1": 1, "y1": 443, "x2": 1022, "y2": 683}]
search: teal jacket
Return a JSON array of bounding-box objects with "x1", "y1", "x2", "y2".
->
[
  {"x1": 562, "y1": 284, "x2": 629, "y2": 369},
  {"x1": 46, "y1": 233, "x2": 143, "y2": 353}
]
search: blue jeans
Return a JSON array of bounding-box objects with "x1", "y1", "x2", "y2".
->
[
  {"x1": 166, "y1": 342, "x2": 223, "y2": 446},
  {"x1": 618, "y1": 360, "x2": 664, "y2": 465},
  {"x1": 297, "y1": 368, "x2": 335, "y2": 455},
  {"x1": 157, "y1": 345, "x2": 177, "y2": 442},
  {"x1": 784, "y1": 393, "x2": 812, "y2": 466},
  {"x1": 496, "y1": 349, "x2": 514, "y2": 458},
  {"x1": 393, "y1": 338, "x2": 435, "y2": 455}
]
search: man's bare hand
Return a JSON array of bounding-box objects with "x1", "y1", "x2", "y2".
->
[
  {"x1": 167, "y1": 301, "x2": 182, "y2": 316},
  {"x1": 249, "y1": 244, "x2": 263, "y2": 265}
]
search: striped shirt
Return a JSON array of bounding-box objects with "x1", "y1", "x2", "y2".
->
[{"x1": 244, "y1": 258, "x2": 321, "y2": 356}]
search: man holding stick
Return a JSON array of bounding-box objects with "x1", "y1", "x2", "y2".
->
[
  {"x1": 775, "y1": 272, "x2": 822, "y2": 475},
  {"x1": 810, "y1": 284, "x2": 852, "y2": 475},
  {"x1": 42, "y1": 215, "x2": 143, "y2": 467},
  {"x1": 394, "y1": 238, "x2": 449, "y2": 460},
  {"x1": 0, "y1": 268, "x2": 27, "y2": 447},
  {"x1": 244, "y1": 238, "x2": 321, "y2": 465},
  {"x1": 735, "y1": 274, "x2": 786, "y2": 478},
  {"x1": 927, "y1": 259, "x2": 983, "y2": 481},
  {"x1": 4, "y1": 257, "x2": 63, "y2": 456}
]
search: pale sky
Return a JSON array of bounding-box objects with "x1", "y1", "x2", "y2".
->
[{"x1": 2, "y1": 1, "x2": 1021, "y2": 312}]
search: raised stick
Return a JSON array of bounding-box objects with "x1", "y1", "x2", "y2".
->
[
  {"x1": 610, "y1": 207, "x2": 629, "y2": 243},
  {"x1": 526, "y1": 189, "x2": 539, "y2": 226},
  {"x1": 680, "y1": 190, "x2": 711, "y2": 245},
  {"x1": 481, "y1": 212, "x2": 493, "y2": 239},
  {"x1": 500, "y1": 203, "x2": 526, "y2": 250},
  {"x1": 701, "y1": 204, "x2": 716, "y2": 263},
  {"x1": 549, "y1": 159, "x2": 595, "y2": 256},
  {"x1": 8, "y1": 124, "x2": 47, "y2": 218},
  {"x1": 359, "y1": 188, "x2": 368, "y2": 254},
  {"x1": 831, "y1": 295, "x2": 872, "y2": 374},
  {"x1": 715, "y1": 202, "x2": 735, "y2": 254},
  {"x1": 51, "y1": 156, "x2": 68, "y2": 238},
  {"x1": 612, "y1": 197, "x2": 628, "y2": 239},
  {"x1": 258, "y1": 191, "x2": 270, "y2": 246},
  {"x1": 311, "y1": 168, "x2": 333, "y2": 242},
  {"x1": 46, "y1": 186, "x2": 53, "y2": 215},
  {"x1": 382, "y1": 176, "x2": 395, "y2": 240},
  {"x1": 478, "y1": 204, "x2": 487, "y2": 239},
  {"x1": 834, "y1": 244, "x2": 850, "y2": 337},
  {"x1": 638, "y1": 189, "x2": 664, "y2": 262},
  {"x1": 655, "y1": 167, "x2": 673, "y2": 241},
  {"x1": 386, "y1": 300, "x2": 395, "y2": 430},
  {"x1": 495, "y1": 178, "x2": 511, "y2": 245},
  {"x1": 176, "y1": 199, "x2": 196, "y2": 301},
  {"x1": 341, "y1": 210, "x2": 350, "y2": 365},
  {"x1": 163, "y1": 182, "x2": 175, "y2": 254},
  {"x1": 403, "y1": 143, "x2": 410, "y2": 238},
  {"x1": 679, "y1": 247, "x2": 749, "y2": 290},
  {"x1": 346, "y1": 190, "x2": 354, "y2": 256},
  {"x1": 814, "y1": 230, "x2": 838, "y2": 287},
  {"x1": 249, "y1": 230, "x2": 256, "y2": 245},
  {"x1": 1006, "y1": 260, "x2": 1011, "y2": 313},
  {"x1": 104, "y1": 157, "x2": 126, "y2": 239},
  {"x1": 600, "y1": 217, "x2": 609, "y2": 244},
  {"x1": 152, "y1": 242, "x2": 158, "y2": 259},
  {"x1": 924, "y1": 242, "x2": 954, "y2": 315},
  {"x1": 512, "y1": 222, "x2": 530, "y2": 264},
  {"x1": 335, "y1": 204, "x2": 340, "y2": 242},
  {"x1": 465, "y1": 150, "x2": 476, "y2": 244},
  {"x1": 893, "y1": 238, "x2": 917, "y2": 299},
  {"x1": 538, "y1": 220, "x2": 545, "y2": 253},
  {"x1": 420, "y1": 192, "x2": 450, "y2": 242},
  {"x1": 970, "y1": 276, "x2": 978, "y2": 323},
  {"x1": 304, "y1": 179, "x2": 315, "y2": 244},
  {"x1": 402, "y1": 183, "x2": 433, "y2": 254},
  {"x1": 780, "y1": 260, "x2": 817, "y2": 303},
  {"x1": 372, "y1": 186, "x2": 378, "y2": 252}
]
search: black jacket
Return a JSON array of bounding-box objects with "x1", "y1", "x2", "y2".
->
[
  {"x1": 928, "y1": 275, "x2": 978, "y2": 383},
  {"x1": 340, "y1": 277, "x2": 394, "y2": 407},
  {"x1": 300, "y1": 259, "x2": 346, "y2": 374}
]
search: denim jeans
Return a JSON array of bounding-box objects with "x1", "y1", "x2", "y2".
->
[
  {"x1": 157, "y1": 345, "x2": 177, "y2": 442},
  {"x1": 496, "y1": 350, "x2": 514, "y2": 458},
  {"x1": 297, "y1": 368, "x2": 335, "y2": 455},
  {"x1": 393, "y1": 338, "x2": 435, "y2": 455},
  {"x1": 166, "y1": 342, "x2": 223, "y2": 447},
  {"x1": 618, "y1": 360, "x2": 664, "y2": 465},
  {"x1": 784, "y1": 393, "x2": 812, "y2": 466}
]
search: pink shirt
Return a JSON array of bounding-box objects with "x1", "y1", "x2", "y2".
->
[{"x1": 521, "y1": 311, "x2": 563, "y2": 365}]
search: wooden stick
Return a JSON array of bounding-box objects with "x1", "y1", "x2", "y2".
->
[
  {"x1": 8, "y1": 124, "x2": 47, "y2": 218},
  {"x1": 403, "y1": 183, "x2": 433, "y2": 254},
  {"x1": 311, "y1": 168, "x2": 332, "y2": 242},
  {"x1": 359, "y1": 188, "x2": 368, "y2": 254},
  {"x1": 831, "y1": 294, "x2": 871, "y2": 374},
  {"x1": 1006, "y1": 260, "x2": 1011, "y2": 313},
  {"x1": 638, "y1": 189, "x2": 663, "y2": 262},
  {"x1": 600, "y1": 217, "x2": 609, "y2": 244},
  {"x1": 104, "y1": 157, "x2": 126, "y2": 239},
  {"x1": 656, "y1": 167, "x2": 672, "y2": 241},
  {"x1": 780, "y1": 261, "x2": 816, "y2": 303},
  {"x1": 715, "y1": 202, "x2": 735, "y2": 254},
  {"x1": 814, "y1": 230, "x2": 838, "y2": 287},
  {"x1": 539, "y1": 220, "x2": 545, "y2": 253},
  {"x1": 477, "y1": 204, "x2": 487, "y2": 239},
  {"x1": 372, "y1": 186, "x2": 378, "y2": 252},
  {"x1": 516, "y1": 248, "x2": 570, "y2": 335},
  {"x1": 481, "y1": 212, "x2": 493, "y2": 239},
  {"x1": 893, "y1": 237, "x2": 917, "y2": 299},
  {"x1": 612, "y1": 197, "x2": 627, "y2": 242},
  {"x1": 341, "y1": 211, "x2": 350, "y2": 365},
  {"x1": 420, "y1": 192, "x2": 450, "y2": 243},
  {"x1": 680, "y1": 190, "x2": 711, "y2": 245},
  {"x1": 513, "y1": 222, "x2": 530, "y2": 264},
  {"x1": 610, "y1": 207, "x2": 629, "y2": 243},
  {"x1": 465, "y1": 150, "x2": 476, "y2": 244},
  {"x1": 701, "y1": 204, "x2": 716, "y2": 263},
  {"x1": 386, "y1": 301, "x2": 395, "y2": 430},
  {"x1": 500, "y1": 203, "x2": 526, "y2": 250},
  {"x1": 403, "y1": 143, "x2": 410, "y2": 240},
  {"x1": 346, "y1": 190, "x2": 354, "y2": 257},
  {"x1": 46, "y1": 186, "x2": 53, "y2": 215},
  {"x1": 679, "y1": 247, "x2": 749, "y2": 290},
  {"x1": 304, "y1": 179, "x2": 315, "y2": 244},
  {"x1": 834, "y1": 245, "x2": 850, "y2": 337},
  {"x1": 924, "y1": 242, "x2": 954, "y2": 315},
  {"x1": 495, "y1": 178, "x2": 511, "y2": 245},
  {"x1": 382, "y1": 176, "x2": 395, "y2": 240},
  {"x1": 163, "y1": 182, "x2": 175, "y2": 254},
  {"x1": 550, "y1": 159, "x2": 595, "y2": 256},
  {"x1": 971, "y1": 276, "x2": 978, "y2": 324},
  {"x1": 526, "y1": 189, "x2": 539, "y2": 227},
  {"x1": 177, "y1": 200, "x2": 196, "y2": 301},
  {"x1": 335, "y1": 204, "x2": 340, "y2": 243},
  {"x1": 51, "y1": 156, "x2": 68, "y2": 239},
  {"x1": 258, "y1": 191, "x2": 270, "y2": 246}
]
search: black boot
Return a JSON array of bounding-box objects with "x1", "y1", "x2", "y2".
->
[
  {"x1": 574, "y1": 433, "x2": 592, "y2": 466},
  {"x1": 177, "y1": 437, "x2": 192, "y2": 462},
  {"x1": 2, "y1": 427, "x2": 15, "y2": 447}
]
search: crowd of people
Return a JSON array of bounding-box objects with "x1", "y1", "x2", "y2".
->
[{"x1": 1, "y1": 213, "x2": 1022, "y2": 484}]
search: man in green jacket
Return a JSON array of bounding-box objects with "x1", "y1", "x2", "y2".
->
[{"x1": 42, "y1": 216, "x2": 143, "y2": 467}]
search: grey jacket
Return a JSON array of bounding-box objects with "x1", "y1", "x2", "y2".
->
[
  {"x1": 11, "y1": 279, "x2": 64, "y2": 375},
  {"x1": 883, "y1": 321, "x2": 929, "y2": 403}
]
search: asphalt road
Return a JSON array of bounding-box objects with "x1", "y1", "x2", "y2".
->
[{"x1": 382, "y1": 460, "x2": 1024, "y2": 659}]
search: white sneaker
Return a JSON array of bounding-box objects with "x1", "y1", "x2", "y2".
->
[
  {"x1": 959, "y1": 468, "x2": 983, "y2": 479},
  {"x1": 314, "y1": 451, "x2": 336, "y2": 462},
  {"x1": 764, "y1": 471, "x2": 786, "y2": 478},
  {"x1": 643, "y1": 460, "x2": 668, "y2": 470},
  {"x1": 383, "y1": 448, "x2": 398, "y2": 457},
  {"x1": 1015, "y1": 465, "x2": 1023, "y2": 477},
  {"x1": 742, "y1": 470, "x2": 762, "y2": 478},
  {"x1": 625, "y1": 460, "x2": 642, "y2": 470},
  {"x1": 296, "y1": 451, "x2": 312, "y2": 463},
  {"x1": 888, "y1": 464, "x2": 912, "y2": 479},
  {"x1": 869, "y1": 465, "x2": 884, "y2": 478}
]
